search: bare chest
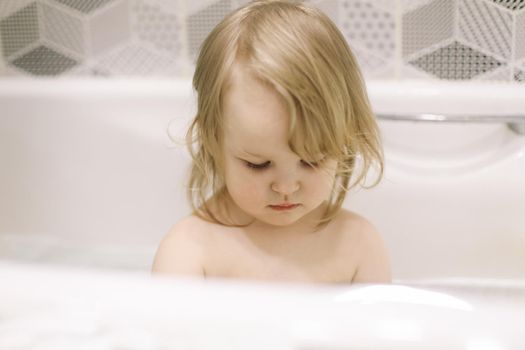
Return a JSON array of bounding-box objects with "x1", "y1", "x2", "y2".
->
[{"x1": 202, "y1": 226, "x2": 359, "y2": 284}]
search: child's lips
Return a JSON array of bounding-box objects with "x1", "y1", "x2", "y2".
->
[{"x1": 269, "y1": 203, "x2": 300, "y2": 211}]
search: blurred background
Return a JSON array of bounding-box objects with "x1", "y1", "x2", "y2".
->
[{"x1": 0, "y1": 0, "x2": 524, "y2": 82}]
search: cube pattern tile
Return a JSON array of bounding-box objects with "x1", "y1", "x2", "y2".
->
[
  {"x1": 401, "y1": 0, "x2": 436, "y2": 13},
  {"x1": 313, "y1": 0, "x2": 340, "y2": 25},
  {"x1": 516, "y1": 10, "x2": 525, "y2": 60},
  {"x1": 88, "y1": 0, "x2": 131, "y2": 55},
  {"x1": 0, "y1": 2, "x2": 39, "y2": 58},
  {"x1": 96, "y1": 44, "x2": 178, "y2": 75},
  {"x1": 41, "y1": 2, "x2": 85, "y2": 56},
  {"x1": 402, "y1": 0, "x2": 454, "y2": 58},
  {"x1": 350, "y1": 43, "x2": 391, "y2": 77},
  {"x1": 340, "y1": 0, "x2": 396, "y2": 62},
  {"x1": 515, "y1": 70, "x2": 525, "y2": 82},
  {"x1": 133, "y1": 1, "x2": 183, "y2": 57},
  {"x1": 368, "y1": 0, "x2": 396, "y2": 11},
  {"x1": 0, "y1": 0, "x2": 523, "y2": 82},
  {"x1": 491, "y1": 0, "x2": 525, "y2": 10},
  {"x1": 188, "y1": 0, "x2": 233, "y2": 58},
  {"x1": 516, "y1": 61, "x2": 525, "y2": 82},
  {"x1": 11, "y1": 45, "x2": 78, "y2": 75},
  {"x1": 410, "y1": 40, "x2": 503, "y2": 80},
  {"x1": 53, "y1": 0, "x2": 117, "y2": 14},
  {"x1": 458, "y1": 0, "x2": 513, "y2": 60},
  {"x1": 0, "y1": 0, "x2": 37, "y2": 20},
  {"x1": 476, "y1": 65, "x2": 512, "y2": 81}
]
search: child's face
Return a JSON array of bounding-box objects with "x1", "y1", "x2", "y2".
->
[{"x1": 221, "y1": 65, "x2": 338, "y2": 228}]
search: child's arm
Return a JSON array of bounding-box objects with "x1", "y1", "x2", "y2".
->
[
  {"x1": 352, "y1": 220, "x2": 392, "y2": 284},
  {"x1": 151, "y1": 218, "x2": 206, "y2": 277}
]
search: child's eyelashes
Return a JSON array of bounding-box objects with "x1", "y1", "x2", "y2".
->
[
  {"x1": 300, "y1": 159, "x2": 320, "y2": 168},
  {"x1": 244, "y1": 161, "x2": 271, "y2": 170},
  {"x1": 243, "y1": 158, "x2": 325, "y2": 171}
]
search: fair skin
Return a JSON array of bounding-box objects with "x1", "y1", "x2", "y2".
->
[{"x1": 152, "y1": 64, "x2": 391, "y2": 284}]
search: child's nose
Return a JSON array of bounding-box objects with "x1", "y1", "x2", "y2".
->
[{"x1": 271, "y1": 173, "x2": 300, "y2": 195}]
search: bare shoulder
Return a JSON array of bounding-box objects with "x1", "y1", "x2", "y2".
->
[
  {"x1": 336, "y1": 209, "x2": 370, "y2": 229},
  {"x1": 337, "y1": 209, "x2": 392, "y2": 284},
  {"x1": 336, "y1": 209, "x2": 379, "y2": 241},
  {"x1": 151, "y1": 215, "x2": 212, "y2": 277}
]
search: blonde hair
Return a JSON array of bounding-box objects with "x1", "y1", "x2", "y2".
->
[{"x1": 186, "y1": 0, "x2": 383, "y2": 229}]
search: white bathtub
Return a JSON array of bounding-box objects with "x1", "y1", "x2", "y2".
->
[
  {"x1": 1, "y1": 78, "x2": 524, "y2": 279},
  {"x1": 1, "y1": 78, "x2": 525, "y2": 348}
]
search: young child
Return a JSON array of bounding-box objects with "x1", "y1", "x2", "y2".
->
[{"x1": 152, "y1": 0, "x2": 391, "y2": 284}]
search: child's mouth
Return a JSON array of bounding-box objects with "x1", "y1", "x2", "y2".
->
[{"x1": 269, "y1": 204, "x2": 300, "y2": 211}]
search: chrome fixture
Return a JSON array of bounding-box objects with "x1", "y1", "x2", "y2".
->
[{"x1": 375, "y1": 113, "x2": 525, "y2": 135}]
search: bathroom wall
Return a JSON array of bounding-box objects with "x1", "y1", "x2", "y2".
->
[{"x1": 0, "y1": 0, "x2": 524, "y2": 81}]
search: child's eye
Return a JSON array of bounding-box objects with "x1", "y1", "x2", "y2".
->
[
  {"x1": 244, "y1": 161, "x2": 271, "y2": 170},
  {"x1": 301, "y1": 156, "x2": 326, "y2": 168}
]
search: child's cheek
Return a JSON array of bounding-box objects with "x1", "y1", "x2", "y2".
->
[
  {"x1": 227, "y1": 167, "x2": 260, "y2": 198},
  {"x1": 308, "y1": 168, "x2": 337, "y2": 197},
  {"x1": 240, "y1": 174, "x2": 264, "y2": 198}
]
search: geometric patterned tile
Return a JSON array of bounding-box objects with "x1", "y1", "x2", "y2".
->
[
  {"x1": 475, "y1": 65, "x2": 512, "y2": 81},
  {"x1": 66, "y1": 64, "x2": 111, "y2": 76},
  {"x1": 231, "y1": 0, "x2": 250, "y2": 10},
  {"x1": 366, "y1": 62, "x2": 397, "y2": 79},
  {"x1": 368, "y1": 0, "x2": 397, "y2": 11},
  {"x1": 458, "y1": 0, "x2": 513, "y2": 60},
  {"x1": 0, "y1": 2, "x2": 39, "y2": 58},
  {"x1": 516, "y1": 10, "x2": 525, "y2": 60},
  {"x1": 1, "y1": 0, "x2": 525, "y2": 82},
  {"x1": 52, "y1": 0, "x2": 117, "y2": 14},
  {"x1": 0, "y1": 0, "x2": 36, "y2": 20},
  {"x1": 401, "y1": 62, "x2": 438, "y2": 79},
  {"x1": 340, "y1": 0, "x2": 396, "y2": 61},
  {"x1": 133, "y1": 0, "x2": 183, "y2": 57},
  {"x1": 41, "y1": 3, "x2": 84, "y2": 57},
  {"x1": 1, "y1": 64, "x2": 26, "y2": 76},
  {"x1": 314, "y1": 0, "x2": 339, "y2": 25},
  {"x1": 10, "y1": 45, "x2": 78, "y2": 75},
  {"x1": 187, "y1": 0, "x2": 232, "y2": 58},
  {"x1": 350, "y1": 43, "x2": 390, "y2": 76},
  {"x1": 188, "y1": 0, "x2": 232, "y2": 15},
  {"x1": 514, "y1": 60, "x2": 525, "y2": 82},
  {"x1": 491, "y1": 0, "x2": 525, "y2": 11},
  {"x1": 96, "y1": 44, "x2": 177, "y2": 76},
  {"x1": 88, "y1": 0, "x2": 131, "y2": 55},
  {"x1": 409, "y1": 41, "x2": 503, "y2": 80},
  {"x1": 402, "y1": 0, "x2": 454, "y2": 58},
  {"x1": 400, "y1": 0, "x2": 436, "y2": 13},
  {"x1": 514, "y1": 69, "x2": 525, "y2": 82}
]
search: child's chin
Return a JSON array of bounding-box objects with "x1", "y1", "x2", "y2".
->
[{"x1": 258, "y1": 213, "x2": 304, "y2": 227}]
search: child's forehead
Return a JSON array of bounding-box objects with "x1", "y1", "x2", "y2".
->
[
  {"x1": 223, "y1": 64, "x2": 290, "y2": 135},
  {"x1": 225, "y1": 63, "x2": 276, "y2": 96},
  {"x1": 224, "y1": 102, "x2": 289, "y2": 145}
]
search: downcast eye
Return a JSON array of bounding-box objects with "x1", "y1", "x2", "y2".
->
[
  {"x1": 245, "y1": 161, "x2": 271, "y2": 170},
  {"x1": 301, "y1": 156, "x2": 326, "y2": 168}
]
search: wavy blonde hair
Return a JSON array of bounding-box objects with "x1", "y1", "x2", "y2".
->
[{"x1": 186, "y1": 0, "x2": 383, "y2": 229}]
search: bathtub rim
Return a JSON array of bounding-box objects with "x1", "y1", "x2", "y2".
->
[{"x1": 0, "y1": 77, "x2": 524, "y2": 116}]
